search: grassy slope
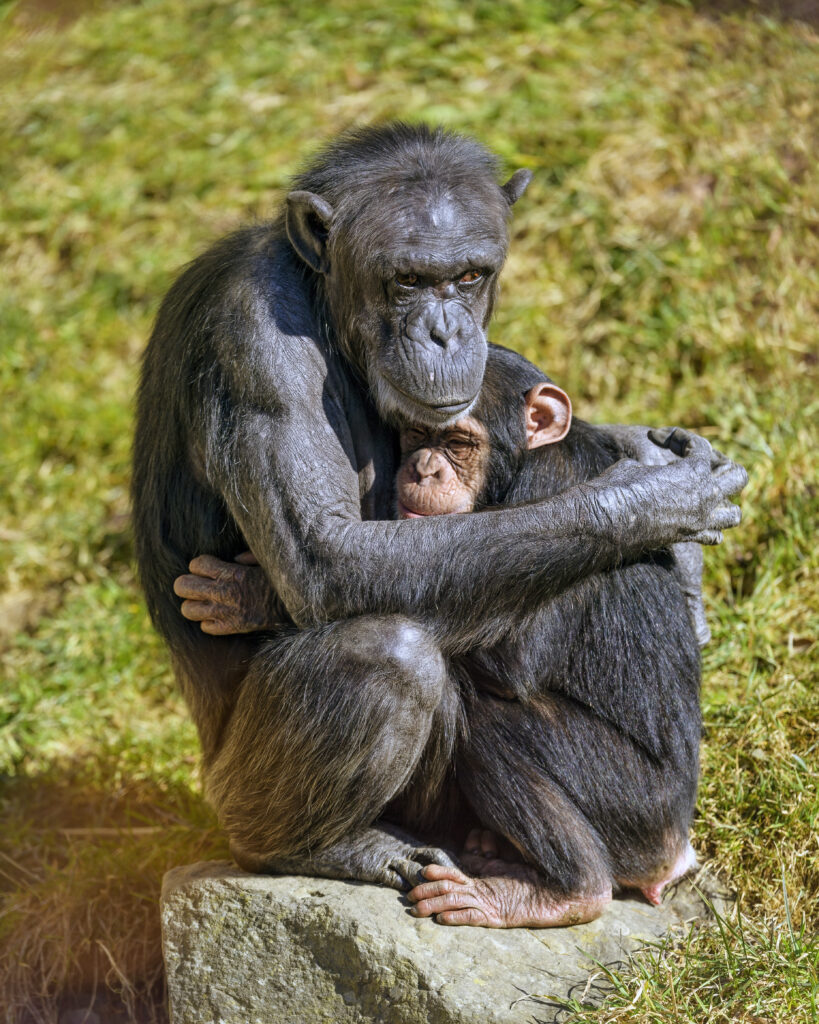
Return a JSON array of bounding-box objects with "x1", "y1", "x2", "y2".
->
[{"x1": 0, "y1": 0, "x2": 816, "y2": 1020}]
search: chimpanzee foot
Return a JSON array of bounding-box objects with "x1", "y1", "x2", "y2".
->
[
  {"x1": 173, "y1": 552, "x2": 283, "y2": 634},
  {"x1": 232, "y1": 825, "x2": 460, "y2": 891},
  {"x1": 407, "y1": 863, "x2": 611, "y2": 927}
]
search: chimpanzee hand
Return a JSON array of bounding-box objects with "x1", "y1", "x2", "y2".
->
[
  {"x1": 600, "y1": 423, "x2": 733, "y2": 470},
  {"x1": 583, "y1": 428, "x2": 748, "y2": 549},
  {"x1": 173, "y1": 552, "x2": 285, "y2": 634}
]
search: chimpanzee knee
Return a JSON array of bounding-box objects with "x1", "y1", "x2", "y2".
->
[
  {"x1": 364, "y1": 610, "x2": 448, "y2": 708},
  {"x1": 345, "y1": 614, "x2": 448, "y2": 714},
  {"x1": 206, "y1": 614, "x2": 451, "y2": 863}
]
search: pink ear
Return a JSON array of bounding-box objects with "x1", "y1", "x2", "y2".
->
[{"x1": 525, "y1": 383, "x2": 572, "y2": 449}]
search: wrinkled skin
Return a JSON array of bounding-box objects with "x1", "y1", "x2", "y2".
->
[
  {"x1": 133, "y1": 124, "x2": 748, "y2": 926},
  {"x1": 175, "y1": 399, "x2": 733, "y2": 929},
  {"x1": 395, "y1": 417, "x2": 491, "y2": 518},
  {"x1": 577, "y1": 425, "x2": 745, "y2": 552},
  {"x1": 174, "y1": 428, "x2": 730, "y2": 642}
]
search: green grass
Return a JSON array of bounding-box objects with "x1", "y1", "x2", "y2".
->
[{"x1": 1, "y1": 0, "x2": 817, "y2": 1020}]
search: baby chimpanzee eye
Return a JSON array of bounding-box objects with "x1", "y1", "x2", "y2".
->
[
  {"x1": 402, "y1": 428, "x2": 426, "y2": 449},
  {"x1": 447, "y1": 439, "x2": 473, "y2": 458}
]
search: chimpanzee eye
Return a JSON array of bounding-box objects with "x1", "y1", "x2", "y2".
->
[
  {"x1": 447, "y1": 439, "x2": 473, "y2": 458},
  {"x1": 395, "y1": 273, "x2": 419, "y2": 287},
  {"x1": 402, "y1": 428, "x2": 426, "y2": 449},
  {"x1": 459, "y1": 270, "x2": 483, "y2": 285}
]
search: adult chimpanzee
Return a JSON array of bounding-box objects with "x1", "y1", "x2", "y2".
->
[
  {"x1": 179, "y1": 346, "x2": 704, "y2": 926},
  {"x1": 133, "y1": 123, "x2": 747, "y2": 926}
]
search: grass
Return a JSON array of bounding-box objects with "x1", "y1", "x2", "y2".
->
[{"x1": 0, "y1": 0, "x2": 817, "y2": 1020}]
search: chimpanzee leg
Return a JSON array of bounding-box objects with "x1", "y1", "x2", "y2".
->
[
  {"x1": 409, "y1": 693, "x2": 694, "y2": 926},
  {"x1": 205, "y1": 614, "x2": 461, "y2": 889},
  {"x1": 408, "y1": 693, "x2": 612, "y2": 926}
]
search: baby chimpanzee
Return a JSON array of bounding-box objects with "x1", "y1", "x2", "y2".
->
[
  {"x1": 398, "y1": 346, "x2": 702, "y2": 919},
  {"x1": 178, "y1": 346, "x2": 703, "y2": 921}
]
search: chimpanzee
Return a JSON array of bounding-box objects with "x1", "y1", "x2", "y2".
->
[
  {"x1": 179, "y1": 345, "x2": 704, "y2": 925},
  {"x1": 133, "y1": 123, "x2": 747, "y2": 925}
]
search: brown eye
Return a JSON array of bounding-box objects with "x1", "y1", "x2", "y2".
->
[
  {"x1": 459, "y1": 270, "x2": 483, "y2": 284},
  {"x1": 396, "y1": 273, "x2": 419, "y2": 287}
]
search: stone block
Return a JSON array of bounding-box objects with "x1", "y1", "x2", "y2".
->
[{"x1": 161, "y1": 860, "x2": 729, "y2": 1024}]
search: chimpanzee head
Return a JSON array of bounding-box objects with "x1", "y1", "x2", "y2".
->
[
  {"x1": 395, "y1": 345, "x2": 572, "y2": 518},
  {"x1": 285, "y1": 123, "x2": 532, "y2": 427}
]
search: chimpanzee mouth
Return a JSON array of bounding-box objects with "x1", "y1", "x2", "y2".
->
[
  {"x1": 397, "y1": 499, "x2": 459, "y2": 519},
  {"x1": 397, "y1": 499, "x2": 431, "y2": 519},
  {"x1": 380, "y1": 376, "x2": 476, "y2": 424}
]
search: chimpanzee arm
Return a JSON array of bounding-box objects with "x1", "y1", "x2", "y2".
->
[{"x1": 203, "y1": 359, "x2": 744, "y2": 653}]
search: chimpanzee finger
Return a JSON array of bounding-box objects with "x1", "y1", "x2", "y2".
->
[
  {"x1": 413, "y1": 846, "x2": 460, "y2": 870},
  {"x1": 382, "y1": 866, "x2": 411, "y2": 891},
  {"x1": 648, "y1": 427, "x2": 714, "y2": 462},
  {"x1": 407, "y1": 877, "x2": 461, "y2": 904},
  {"x1": 201, "y1": 619, "x2": 238, "y2": 636},
  {"x1": 420, "y1": 863, "x2": 471, "y2": 884},
  {"x1": 714, "y1": 461, "x2": 749, "y2": 496},
  {"x1": 687, "y1": 530, "x2": 723, "y2": 546},
  {"x1": 435, "y1": 907, "x2": 487, "y2": 926},
  {"x1": 647, "y1": 426, "x2": 691, "y2": 457},
  {"x1": 173, "y1": 573, "x2": 223, "y2": 600},
  {"x1": 708, "y1": 445, "x2": 732, "y2": 469},
  {"x1": 234, "y1": 550, "x2": 259, "y2": 565},
  {"x1": 188, "y1": 554, "x2": 235, "y2": 579},
  {"x1": 391, "y1": 858, "x2": 427, "y2": 889},
  {"x1": 645, "y1": 426, "x2": 677, "y2": 447},
  {"x1": 709, "y1": 502, "x2": 742, "y2": 531},
  {"x1": 180, "y1": 598, "x2": 221, "y2": 622}
]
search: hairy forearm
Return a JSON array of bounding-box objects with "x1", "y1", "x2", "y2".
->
[{"x1": 288, "y1": 498, "x2": 629, "y2": 651}]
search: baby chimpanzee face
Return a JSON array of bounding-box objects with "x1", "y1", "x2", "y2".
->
[
  {"x1": 396, "y1": 416, "x2": 491, "y2": 518},
  {"x1": 395, "y1": 382, "x2": 572, "y2": 519}
]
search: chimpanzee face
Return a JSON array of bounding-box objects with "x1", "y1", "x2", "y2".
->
[
  {"x1": 346, "y1": 187, "x2": 508, "y2": 428},
  {"x1": 285, "y1": 166, "x2": 532, "y2": 428},
  {"x1": 394, "y1": 380, "x2": 573, "y2": 519},
  {"x1": 395, "y1": 416, "x2": 491, "y2": 518}
]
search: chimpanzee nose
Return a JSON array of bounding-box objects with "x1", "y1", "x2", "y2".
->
[
  {"x1": 415, "y1": 451, "x2": 449, "y2": 482},
  {"x1": 428, "y1": 302, "x2": 459, "y2": 347}
]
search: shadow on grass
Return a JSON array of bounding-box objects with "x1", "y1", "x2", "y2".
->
[{"x1": 0, "y1": 762, "x2": 228, "y2": 1024}]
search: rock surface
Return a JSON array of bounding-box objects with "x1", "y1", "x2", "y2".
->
[{"x1": 161, "y1": 860, "x2": 731, "y2": 1024}]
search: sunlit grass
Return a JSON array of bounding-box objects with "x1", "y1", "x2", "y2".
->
[{"x1": 1, "y1": 0, "x2": 817, "y2": 1020}]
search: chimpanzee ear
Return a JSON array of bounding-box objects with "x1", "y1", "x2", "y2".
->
[
  {"x1": 501, "y1": 169, "x2": 533, "y2": 207},
  {"x1": 524, "y1": 383, "x2": 572, "y2": 449},
  {"x1": 285, "y1": 190, "x2": 335, "y2": 274}
]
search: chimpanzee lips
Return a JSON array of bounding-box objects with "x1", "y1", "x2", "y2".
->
[
  {"x1": 427, "y1": 398, "x2": 473, "y2": 416},
  {"x1": 382, "y1": 375, "x2": 476, "y2": 422},
  {"x1": 397, "y1": 499, "x2": 435, "y2": 519}
]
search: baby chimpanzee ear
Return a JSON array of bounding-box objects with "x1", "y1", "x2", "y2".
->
[{"x1": 524, "y1": 383, "x2": 572, "y2": 449}]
